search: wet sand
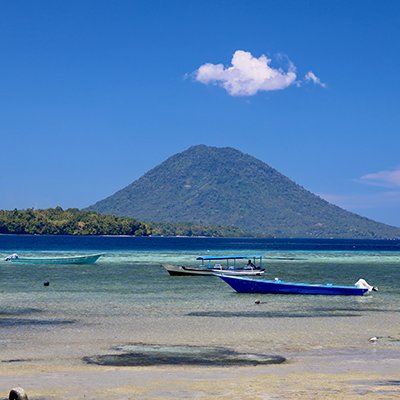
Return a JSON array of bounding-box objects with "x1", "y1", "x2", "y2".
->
[
  {"x1": 1, "y1": 305, "x2": 400, "y2": 399},
  {"x1": 1, "y1": 304, "x2": 400, "y2": 399},
  {"x1": 1, "y1": 345, "x2": 399, "y2": 399}
]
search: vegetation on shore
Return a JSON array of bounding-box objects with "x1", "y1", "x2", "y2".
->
[{"x1": 0, "y1": 207, "x2": 245, "y2": 237}]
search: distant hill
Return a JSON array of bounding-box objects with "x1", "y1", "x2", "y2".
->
[{"x1": 87, "y1": 145, "x2": 400, "y2": 239}]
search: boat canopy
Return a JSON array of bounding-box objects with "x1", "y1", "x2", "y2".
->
[{"x1": 196, "y1": 255, "x2": 263, "y2": 261}]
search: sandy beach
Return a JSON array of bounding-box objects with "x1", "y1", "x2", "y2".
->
[
  {"x1": 1, "y1": 346, "x2": 400, "y2": 399},
  {"x1": 1, "y1": 306, "x2": 400, "y2": 399}
]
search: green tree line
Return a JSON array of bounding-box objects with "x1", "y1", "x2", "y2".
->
[{"x1": 0, "y1": 207, "x2": 245, "y2": 237}]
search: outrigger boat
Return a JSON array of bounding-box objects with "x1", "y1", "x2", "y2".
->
[
  {"x1": 4, "y1": 253, "x2": 104, "y2": 265},
  {"x1": 162, "y1": 255, "x2": 265, "y2": 276},
  {"x1": 218, "y1": 275, "x2": 377, "y2": 296}
]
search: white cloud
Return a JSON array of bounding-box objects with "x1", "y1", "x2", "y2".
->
[
  {"x1": 318, "y1": 191, "x2": 400, "y2": 226},
  {"x1": 318, "y1": 191, "x2": 400, "y2": 210},
  {"x1": 194, "y1": 50, "x2": 297, "y2": 96},
  {"x1": 359, "y1": 168, "x2": 400, "y2": 188},
  {"x1": 304, "y1": 71, "x2": 326, "y2": 88}
]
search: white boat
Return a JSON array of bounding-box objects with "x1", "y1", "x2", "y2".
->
[
  {"x1": 162, "y1": 255, "x2": 265, "y2": 276},
  {"x1": 4, "y1": 253, "x2": 104, "y2": 265}
]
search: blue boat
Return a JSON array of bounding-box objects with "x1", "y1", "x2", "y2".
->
[{"x1": 218, "y1": 275, "x2": 375, "y2": 296}]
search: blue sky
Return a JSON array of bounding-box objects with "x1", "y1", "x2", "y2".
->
[{"x1": 1, "y1": 0, "x2": 400, "y2": 227}]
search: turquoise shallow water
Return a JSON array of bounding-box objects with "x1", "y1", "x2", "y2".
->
[{"x1": 0, "y1": 235, "x2": 399, "y2": 365}]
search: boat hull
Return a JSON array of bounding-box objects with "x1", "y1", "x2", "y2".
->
[
  {"x1": 8, "y1": 254, "x2": 104, "y2": 265},
  {"x1": 219, "y1": 275, "x2": 368, "y2": 296},
  {"x1": 161, "y1": 264, "x2": 265, "y2": 276}
]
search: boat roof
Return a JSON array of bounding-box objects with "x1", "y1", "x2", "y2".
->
[{"x1": 196, "y1": 255, "x2": 263, "y2": 261}]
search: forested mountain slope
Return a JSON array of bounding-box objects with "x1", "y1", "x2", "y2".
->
[{"x1": 88, "y1": 145, "x2": 400, "y2": 239}]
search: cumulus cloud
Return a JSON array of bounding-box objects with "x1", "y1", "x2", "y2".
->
[
  {"x1": 304, "y1": 71, "x2": 326, "y2": 88},
  {"x1": 359, "y1": 168, "x2": 400, "y2": 188},
  {"x1": 194, "y1": 50, "x2": 297, "y2": 96}
]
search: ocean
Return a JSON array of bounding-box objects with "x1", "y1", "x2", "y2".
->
[{"x1": 0, "y1": 234, "x2": 400, "y2": 398}]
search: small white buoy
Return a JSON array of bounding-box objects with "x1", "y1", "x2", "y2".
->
[{"x1": 9, "y1": 387, "x2": 28, "y2": 400}]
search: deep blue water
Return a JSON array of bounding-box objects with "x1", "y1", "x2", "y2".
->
[{"x1": 1, "y1": 234, "x2": 400, "y2": 252}]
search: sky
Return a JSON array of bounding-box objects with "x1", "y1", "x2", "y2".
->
[{"x1": 1, "y1": 0, "x2": 400, "y2": 227}]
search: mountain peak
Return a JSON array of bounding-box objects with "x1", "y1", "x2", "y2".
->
[{"x1": 87, "y1": 145, "x2": 400, "y2": 238}]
